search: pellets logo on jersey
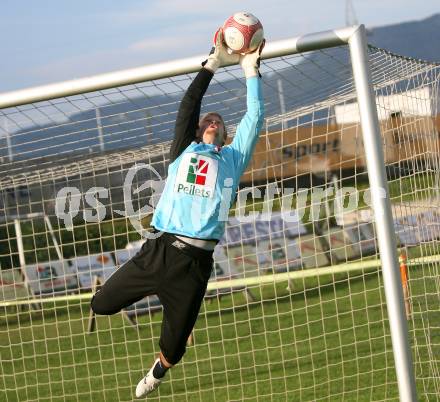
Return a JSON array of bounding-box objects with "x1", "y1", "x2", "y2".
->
[
  {"x1": 174, "y1": 153, "x2": 218, "y2": 198},
  {"x1": 186, "y1": 157, "x2": 209, "y2": 185}
]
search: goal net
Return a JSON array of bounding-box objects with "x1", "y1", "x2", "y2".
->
[{"x1": 1, "y1": 37, "x2": 439, "y2": 401}]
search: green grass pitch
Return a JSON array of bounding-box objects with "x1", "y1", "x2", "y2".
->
[{"x1": 1, "y1": 264, "x2": 439, "y2": 401}]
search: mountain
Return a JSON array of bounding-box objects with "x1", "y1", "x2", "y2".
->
[{"x1": 368, "y1": 13, "x2": 440, "y2": 63}]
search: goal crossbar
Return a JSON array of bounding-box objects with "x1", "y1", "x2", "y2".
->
[{"x1": 0, "y1": 26, "x2": 358, "y2": 109}]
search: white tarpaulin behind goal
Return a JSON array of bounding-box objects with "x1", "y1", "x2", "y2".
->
[{"x1": 1, "y1": 32, "x2": 440, "y2": 401}]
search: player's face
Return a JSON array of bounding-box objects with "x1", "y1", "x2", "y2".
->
[{"x1": 200, "y1": 114, "x2": 225, "y2": 146}]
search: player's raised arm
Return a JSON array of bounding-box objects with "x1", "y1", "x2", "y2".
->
[
  {"x1": 169, "y1": 29, "x2": 238, "y2": 162},
  {"x1": 228, "y1": 40, "x2": 265, "y2": 175}
]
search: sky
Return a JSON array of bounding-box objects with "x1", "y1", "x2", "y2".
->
[{"x1": 0, "y1": 0, "x2": 439, "y2": 92}]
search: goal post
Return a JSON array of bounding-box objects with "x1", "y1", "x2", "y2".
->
[
  {"x1": 348, "y1": 25, "x2": 417, "y2": 402},
  {"x1": 1, "y1": 24, "x2": 439, "y2": 401}
]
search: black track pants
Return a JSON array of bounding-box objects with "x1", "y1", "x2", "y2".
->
[{"x1": 91, "y1": 232, "x2": 214, "y2": 365}]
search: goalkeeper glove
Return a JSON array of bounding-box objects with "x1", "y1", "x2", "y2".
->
[
  {"x1": 202, "y1": 28, "x2": 239, "y2": 73},
  {"x1": 239, "y1": 39, "x2": 266, "y2": 78}
]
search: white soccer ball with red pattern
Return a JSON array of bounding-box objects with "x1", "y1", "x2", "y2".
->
[{"x1": 222, "y1": 12, "x2": 264, "y2": 54}]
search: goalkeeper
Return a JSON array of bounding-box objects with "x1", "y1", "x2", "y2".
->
[{"x1": 91, "y1": 28, "x2": 265, "y2": 398}]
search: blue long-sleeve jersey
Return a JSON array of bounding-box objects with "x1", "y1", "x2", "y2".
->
[{"x1": 152, "y1": 73, "x2": 264, "y2": 240}]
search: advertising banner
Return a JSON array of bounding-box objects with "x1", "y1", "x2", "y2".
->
[
  {"x1": 343, "y1": 222, "x2": 377, "y2": 257},
  {"x1": 295, "y1": 234, "x2": 329, "y2": 268},
  {"x1": 217, "y1": 211, "x2": 307, "y2": 275},
  {"x1": 221, "y1": 211, "x2": 307, "y2": 247},
  {"x1": 394, "y1": 210, "x2": 440, "y2": 246},
  {"x1": 70, "y1": 253, "x2": 116, "y2": 290},
  {"x1": 0, "y1": 269, "x2": 30, "y2": 301},
  {"x1": 114, "y1": 248, "x2": 140, "y2": 267},
  {"x1": 22, "y1": 260, "x2": 78, "y2": 295},
  {"x1": 325, "y1": 227, "x2": 357, "y2": 261}
]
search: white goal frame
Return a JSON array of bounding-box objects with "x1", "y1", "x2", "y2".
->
[{"x1": 0, "y1": 24, "x2": 417, "y2": 402}]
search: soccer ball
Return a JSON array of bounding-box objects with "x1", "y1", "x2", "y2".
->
[{"x1": 222, "y1": 12, "x2": 264, "y2": 54}]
